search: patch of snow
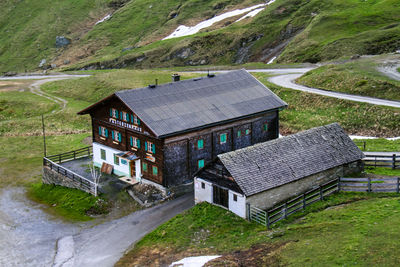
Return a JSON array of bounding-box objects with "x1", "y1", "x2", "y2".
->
[
  {"x1": 235, "y1": 7, "x2": 265, "y2": 22},
  {"x1": 53, "y1": 236, "x2": 75, "y2": 267},
  {"x1": 163, "y1": 3, "x2": 268, "y2": 40},
  {"x1": 267, "y1": 56, "x2": 277, "y2": 64},
  {"x1": 169, "y1": 256, "x2": 221, "y2": 267},
  {"x1": 350, "y1": 135, "x2": 400, "y2": 141},
  {"x1": 95, "y1": 14, "x2": 112, "y2": 25},
  {"x1": 236, "y1": 0, "x2": 276, "y2": 22}
]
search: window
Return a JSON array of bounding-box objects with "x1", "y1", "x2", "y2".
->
[
  {"x1": 233, "y1": 194, "x2": 237, "y2": 202},
  {"x1": 121, "y1": 111, "x2": 130, "y2": 122},
  {"x1": 201, "y1": 182, "x2": 205, "y2": 189},
  {"x1": 237, "y1": 130, "x2": 241, "y2": 138},
  {"x1": 130, "y1": 136, "x2": 141, "y2": 148},
  {"x1": 145, "y1": 141, "x2": 155, "y2": 154},
  {"x1": 98, "y1": 126, "x2": 108, "y2": 138},
  {"x1": 198, "y1": 159, "x2": 205, "y2": 169},
  {"x1": 121, "y1": 159, "x2": 127, "y2": 165},
  {"x1": 245, "y1": 129, "x2": 251, "y2": 135},
  {"x1": 152, "y1": 166, "x2": 158, "y2": 175},
  {"x1": 220, "y1": 133, "x2": 227, "y2": 144},
  {"x1": 112, "y1": 130, "x2": 122, "y2": 142},
  {"x1": 110, "y1": 108, "x2": 119, "y2": 119},
  {"x1": 100, "y1": 149, "x2": 106, "y2": 160},
  {"x1": 114, "y1": 154, "x2": 119, "y2": 165},
  {"x1": 142, "y1": 162, "x2": 148, "y2": 172},
  {"x1": 197, "y1": 139, "x2": 204, "y2": 149},
  {"x1": 263, "y1": 123, "x2": 268, "y2": 132}
]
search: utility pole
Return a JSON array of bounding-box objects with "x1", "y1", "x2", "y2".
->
[{"x1": 42, "y1": 115, "x2": 46, "y2": 157}]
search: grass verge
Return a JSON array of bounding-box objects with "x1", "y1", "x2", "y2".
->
[
  {"x1": 296, "y1": 55, "x2": 400, "y2": 101},
  {"x1": 253, "y1": 73, "x2": 400, "y2": 137},
  {"x1": 365, "y1": 167, "x2": 400, "y2": 177},
  {"x1": 353, "y1": 138, "x2": 400, "y2": 152},
  {"x1": 116, "y1": 192, "x2": 400, "y2": 266},
  {"x1": 27, "y1": 183, "x2": 109, "y2": 222}
]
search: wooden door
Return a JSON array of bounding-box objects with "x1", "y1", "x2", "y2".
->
[
  {"x1": 130, "y1": 161, "x2": 136, "y2": 178},
  {"x1": 213, "y1": 185, "x2": 229, "y2": 208}
]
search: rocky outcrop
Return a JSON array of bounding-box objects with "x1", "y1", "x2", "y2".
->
[{"x1": 56, "y1": 36, "x2": 71, "y2": 48}]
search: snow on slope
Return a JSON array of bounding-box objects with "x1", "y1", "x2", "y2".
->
[{"x1": 163, "y1": 0, "x2": 275, "y2": 40}]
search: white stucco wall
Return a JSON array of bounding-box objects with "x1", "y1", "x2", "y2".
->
[
  {"x1": 194, "y1": 177, "x2": 247, "y2": 219},
  {"x1": 93, "y1": 142, "x2": 130, "y2": 177},
  {"x1": 194, "y1": 178, "x2": 213, "y2": 204},
  {"x1": 228, "y1": 191, "x2": 246, "y2": 218}
]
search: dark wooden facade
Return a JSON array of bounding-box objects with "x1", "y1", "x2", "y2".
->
[{"x1": 84, "y1": 94, "x2": 280, "y2": 187}]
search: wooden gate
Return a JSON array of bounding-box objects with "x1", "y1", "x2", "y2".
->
[{"x1": 213, "y1": 185, "x2": 229, "y2": 208}]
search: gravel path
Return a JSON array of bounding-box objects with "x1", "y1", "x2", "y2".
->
[{"x1": 268, "y1": 73, "x2": 400, "y2": 108}]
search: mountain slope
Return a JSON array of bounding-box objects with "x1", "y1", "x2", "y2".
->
[{"x1": 0, "y1": 0, "x2": 399, "y2": 72}]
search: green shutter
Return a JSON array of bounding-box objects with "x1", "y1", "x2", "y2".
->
[
  {"x1": 105, "y1": 129, "x2": 108, "y2": 137},
  {"x1": 112, "y1": 131, "x2": 114, "y2": 140},
  {"x1": 110, "y1": 109, "x2": 112, "y2": 117},
  {"x1": 98, "y1": 126, "x2": 101, "y2": 135},
  {"x1": 118, "y1": 133, "x2": 122, "y2": 142},
  {"x1": 131, "y1": 114, "x2": 134, "y2": 123},
  {"x1": 115, "y1": 110, "x2": 119, "y2": 118},
  {"x1": 198, "y1": 139, "x2": 204, "y2": 149},
  {"x1": 137, "y1": 139, "x2": 140, "y2": 148},
  {"x1": 130, "y1": 137, "x2": 133, "y2": 146},
  {"x1": 152, "y1": 144, "x2": 156, "y2": 154},
  {"x1": 153, "y1": 166, "x2": 158, "y2": 175},
  {"x1": 198, "y1": 159, "x2": 204, "y2": 169},
  {"x1": 145, "y1": 141, "x2": 148, "y2": 151},
  {"x1": 120, "y1": 111, "x2": 123, "y2": 120},
  {"x1": 237, "y1": 130, "x2": 241, "y2": 137},
  {"x1": 137, "y1": 118, "x2": 141, "y2": 125}
]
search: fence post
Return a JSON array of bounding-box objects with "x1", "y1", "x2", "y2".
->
[
  {"x1": 73, "y1": 151, "x2": 76, "y2": 160},
  {"x1": 363, "y1": 142, "x2": 366, "y2": 151},
  {"x1": 88, "y1": 146, "x2": 91, "y2": 157},
  {"x1": 266, "y1": 210, "x2": 270, "y2": 228},
  {"x1": 393, "y1": 154, "x2": 396, "y2": 170},
  {"x1": 59, "y1": 154, "x2": 61, "y2": 164},
  {"x1": 284, "y1": 203, "x2": 287, "y2": 219},
  {"x1": 368, "y1": 177, "x2": 371, "y2": 192},
  {"x1": 246, "y1": 203, "x2": 251, "y2": 220},
  {"x1": 397, "y1": 178, "x2": 399, "y2": 194},
  {"x1": 319, "y1": 186, "x2": 323, "y2": 200},
  {"x1": 303, "y1": 193, "x2": 306, "y2": 209},
  {"x1": 338, "y1": 178, "x2": 341, "y2": 192}
]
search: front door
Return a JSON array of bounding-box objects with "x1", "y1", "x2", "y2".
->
[
  {"x1": 213, "y1": 185, "x2": 229, "y2": 208},
  {"x1": 130, "y1": 161, "x2": 136, "y2": 178}
]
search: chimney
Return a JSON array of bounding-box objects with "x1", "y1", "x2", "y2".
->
[{"x1": 172, "y1": 73, "x2": 180, "y2": 82}]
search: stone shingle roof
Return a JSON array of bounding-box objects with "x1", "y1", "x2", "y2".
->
[
  {"x1": 218, "y1": 123, "x2": 364, "y2": 196},
  {"x1": 115, "y1": 69, "x2": 287, "y2": 137}
]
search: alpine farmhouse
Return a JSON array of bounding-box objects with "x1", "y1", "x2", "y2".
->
[{"x1": 78, "y1": 70, "x2": 287, "y2": 190}]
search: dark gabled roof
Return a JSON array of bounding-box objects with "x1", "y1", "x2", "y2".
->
[
  {"x1": 217, "y1": 123, "x2": 365, "y2": 196},
  {"x1": 113, "y1": 69, "x2": 287, "y2": 137}
]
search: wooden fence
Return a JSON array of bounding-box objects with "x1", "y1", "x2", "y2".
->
[
  {"x1": 248, "y1": 179, "x2": 339, "y2": 228},
  {"x1": 43, "y1": 147, "x2": 97, "y2": 196},
  {"x1": 363, "y1": 154, "x2": 399, "y2": 169},
  {"x1": 45, "y1": 146, "x2": 92, "y2": 164},
  {"x1": 354, "y1": 141, "x2": 366, "y2": 151},
  {"x1": 340, "y1": 177, "x2": 400, "y2": 193}
]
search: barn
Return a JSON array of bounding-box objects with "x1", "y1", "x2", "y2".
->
[
  {"x1": 194, "y1": 123, "x2": 364, "y2": 218},
  {"x1": 78, "y1": 69, "x2": 287, "y2": 191}
]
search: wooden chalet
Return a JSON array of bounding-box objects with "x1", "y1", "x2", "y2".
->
[{"x1": 78, "y1": 69, "x2": 287, "y2": 189}]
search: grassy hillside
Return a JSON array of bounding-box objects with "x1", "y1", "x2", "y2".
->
[
  {"x1": 1, "y1": 0, "x2": 400, "y2": 72},
  {"x1": 116, "y1": 193, "x2": 400, "y2": 266},
  {"x1": 297, "y1": 55, "x2": 400, "y2": 101}
]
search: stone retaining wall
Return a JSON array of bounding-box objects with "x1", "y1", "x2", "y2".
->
[{"x1": 42, "y1": 167, "x2": 95, "y2": 195}]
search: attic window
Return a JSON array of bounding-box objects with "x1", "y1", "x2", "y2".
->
[
  {"x1": 110, "y1": 108, "x2": 119, "y2": 119},
  {"x1": 263, "y1": 123, "x2": 268, "y2": 132}
]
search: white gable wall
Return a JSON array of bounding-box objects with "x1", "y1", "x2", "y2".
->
[
  {"x1": 194, "y1": 177, "x2": 247, "y2": 219},
  {"x1": 228, "y1": 191, "x2": 246, "y2": 218}
]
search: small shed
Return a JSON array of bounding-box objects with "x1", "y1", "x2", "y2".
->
[{"x1": 194, "y1": 123, "x2": 364, "y2": 218}]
